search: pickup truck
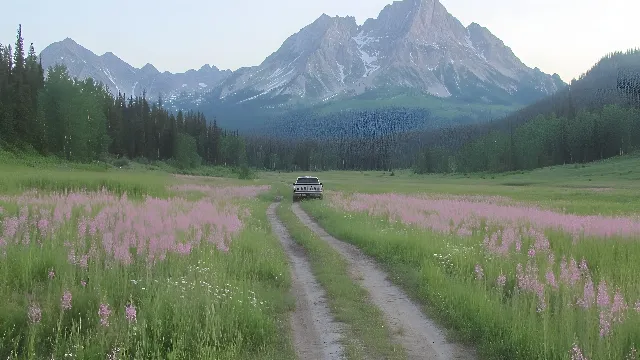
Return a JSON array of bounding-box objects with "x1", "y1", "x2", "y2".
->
[{"x1": 292, "y1": 176, "x2": 323, "y2": 202}]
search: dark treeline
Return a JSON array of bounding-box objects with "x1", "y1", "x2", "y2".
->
[{"x1": 0, "y1": 25, "x2": 248, "y2": 169}]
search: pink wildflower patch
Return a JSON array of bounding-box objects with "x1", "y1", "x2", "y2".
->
[
  {"x1": 125, "y1": 303, "x2": 137, "y2": 323},
  {"x1": 98, "y1": 303, "x2": 111, "y2": 327},
  {"x1": 329, "y1": 192, "x2": 640, "y2": 242},
  {"x1": 61, "y1": 290, "x2": 72, "y2": 311},
  {"x1": 28, "y1": 303, "x2": 42, "y2": 324},
  {"x1": 0, "y1": 185, "x2": 265, "y2": 268}
]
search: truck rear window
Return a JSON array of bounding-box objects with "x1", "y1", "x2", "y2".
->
[{"x1": 296, "y1": 178, "x2": 319, "y2": 184}]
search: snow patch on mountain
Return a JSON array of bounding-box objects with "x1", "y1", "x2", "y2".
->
[{"x1": 353, "y1": 31, "x2": 381, "y2": 77}]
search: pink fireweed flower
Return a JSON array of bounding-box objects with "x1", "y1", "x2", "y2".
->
[
  {"x1": 597, "y1": 280, "x2": 610, "y2": 308},
  {"x1": 48, "y1": 269, "x2": 55, "y2": 279},
  {"x1": 570, "y1": 342, "x2": 589, "y2": 360},
  {"x1": 61, "y1": 290, "x2": 72, "y2": 311},
  {"x1": 28, "y1": 303, "x2": 42, "y2": 324},
  {"x1": 79, "y1": 254, "x2": 89, "y2": 269},
  {"x1": 125, "y1": 303, "x2": 137, "y2": 323},
  {"x1": 545, "y1": 269, "x2": 558, "y2": 289},
  {"x1": 37, "y1": 218, "x2": 49, "y2": 234},
  {"x1": 547, "y1": 253, "x2": 555, "y2": 266},
  {"x1": 568, "y1": 258, "x2": 580, "y2": 285},
  {"x1": 577, "y1": 276, "x2": 595, "y2": 309},
  {"x1": 81, "y1": 280, "x2": 87, "y2": 287},
  {"x1": 600, "y1": 309, "x2": 612, "y2": 337},
  {"x1": 527, "y1": 246, "x2": 536, "y2": 258},
  {"x1": 578, "y1": 258, "x2": 589, "y2": 277},
  {"x1": 497, "y1": 273, "x2": 507, "y2": 287},
  {"x1": 474, "y1": 264, "x2": 484, "y2": 280},
  {"x1": 98, "y1": 303, "x2": 111, "y2": 327},
  {"x1": 611, "y1": 289, "x2": 628, "y2": 323}
]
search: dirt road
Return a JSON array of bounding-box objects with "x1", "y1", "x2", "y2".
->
[
  {"x1": 266, "y1": 203, "x2": 345, "y2": 360},
  {"x1": 291, "y1": 203, "x2": 477, "y2": 360}
]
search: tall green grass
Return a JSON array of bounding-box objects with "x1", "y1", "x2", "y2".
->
[
  {"x1": 301, "y1": 198, "x2": 640, "y2": 360},
  {"x1": 0, "y1": 168, "x2": 296, "y2": 359}
]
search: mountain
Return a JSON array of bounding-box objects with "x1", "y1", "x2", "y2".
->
[
  {"x1": 200, "y1": 0, "x2": 564, "y2": 109},
  {"x1": 39, "y1": 38, "x2": 232, "y2": 100},
  {"x1": 39, "y1": 0, "x2": 567, "y2": 131}
]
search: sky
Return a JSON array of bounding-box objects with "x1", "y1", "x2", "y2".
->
[{"x1": 1, "y1": 0, "x2": 637, "y2": 83}]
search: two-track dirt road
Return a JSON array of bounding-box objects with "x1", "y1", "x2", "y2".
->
[
  {"x1": 266, "y1": 203, "x2": 345, "y2": 360},
  {"x1": 268, "y1": 201, "x2": 477, "y2": 360}
]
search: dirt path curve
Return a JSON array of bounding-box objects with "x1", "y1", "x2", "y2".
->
[
  {"x1": 292, "y1": 203, "x2": 478, "y2": 360},
  {"x1": 267, "y1": 203, "x2": 345, "y2": 360}
]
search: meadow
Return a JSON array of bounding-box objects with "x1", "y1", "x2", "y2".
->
[
  {"x1": 0, "y1": 157, "x2": 296, "y2": 359},
  {"x1": 3, "y1": 151, "x2": 640, "y2": 359},
  {"x1": 283, "y1": 155, "x2": 640, "y2": 360}
]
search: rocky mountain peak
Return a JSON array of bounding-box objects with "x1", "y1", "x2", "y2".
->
[
  {"x1": 61, "y1": 37, "x2": 79, "y2": 47},
  {"x1": 41, "y1": 0, "x2": 566, "y2": 110},
  {"x1": 210, "y1": 0, "x2": 565, "y2": 106},
  {"x1": 140, "y1": 63, "x2": 159, "y2": 75},
  {"x1": 39, "y1": 38, "x2": 232, "y2": 99}
]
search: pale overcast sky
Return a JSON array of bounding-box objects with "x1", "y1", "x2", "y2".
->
[{"x1": 1, "y1": 0, "x2": 636, "y2": 82}]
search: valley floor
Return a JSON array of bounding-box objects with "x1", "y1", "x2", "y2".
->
[{"x1": 2, "y1": 154, "x2": 640, "y2": 359}]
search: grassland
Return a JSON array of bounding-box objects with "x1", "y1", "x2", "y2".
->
[
  {"x1": 3, "y1": 151, "x2": 640, "y2": 359},
  {"x1": 0, "y1": 154, "x2": 295, "y2": 359},
  {"x1": 282, "y1": 155, "x2": 640, "y2": 359}
]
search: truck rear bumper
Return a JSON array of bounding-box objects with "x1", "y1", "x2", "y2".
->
[{"x1": 293, "y1": 192, "x2": 323, "y2": 200}]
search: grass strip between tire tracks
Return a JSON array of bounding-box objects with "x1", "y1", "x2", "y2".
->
[{"x1": 276, "y1": 199, "x2": 407, "y2": 360}]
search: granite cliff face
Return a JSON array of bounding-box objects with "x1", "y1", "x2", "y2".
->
[
  {"x1": 39, "y1": 0, "x2": 565, "y2": 109},
  {"x1": 212, "y1": 0, "x2": 565, "y2": 106}
]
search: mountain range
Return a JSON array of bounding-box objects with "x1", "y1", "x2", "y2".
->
[
  {"x1": 39, "y1": 38, "x2": 231, "y2": 100},
  {"x1": 39, "y1": 0, "x2": 567, "y2": 128}
]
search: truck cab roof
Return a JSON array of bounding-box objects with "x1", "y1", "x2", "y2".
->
[{"x1": 295, "y1": 176, "x2": 320, "y2": 184}]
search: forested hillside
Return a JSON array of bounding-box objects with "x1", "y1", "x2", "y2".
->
[
  {"x1": 413, "y1": 49, "x2": 640, "y2": 173},
  {"x1": 0, "y1": 26, "x2": 248, "y2": 169}
]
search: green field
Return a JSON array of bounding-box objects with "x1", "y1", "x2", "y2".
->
[{"x1": 2, "y1": 153, "x2": 640, "y2": 359}]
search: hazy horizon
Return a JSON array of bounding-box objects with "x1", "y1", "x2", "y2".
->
[{"x1": 1, "y1": 0, "x2": 637, "y2": 82}]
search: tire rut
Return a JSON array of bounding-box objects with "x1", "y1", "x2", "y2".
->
[
  {"x1": 292, "y1": 203, "x2": 478, "y2": 360},
  {"x1": 267, "y1": 203, "x2": 345, "y2": 360}
]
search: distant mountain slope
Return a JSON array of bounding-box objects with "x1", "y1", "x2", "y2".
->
[
  {"x1": 40, "y1": 0, "x2": 567, "y2": 131},
  {"x1": 411, "y1": 49, "x2": 640, "y2": 173},
  {"x1": 483, "y1": 48, "x2": 640, "y2": 132},
  {"x1": 39, "y1": 38, "x2": 232, "y2": 99},
  {"x1": 203, "y1": 0, "x2": 564, "y2": 108}
]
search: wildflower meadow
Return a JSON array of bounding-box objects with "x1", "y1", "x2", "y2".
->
[
  {"x1": 301, "y1": 191, "x2": 640, "y2": 360},
  {"x1": 0, "y1": 177, "x2": 295, "y2": 359}
]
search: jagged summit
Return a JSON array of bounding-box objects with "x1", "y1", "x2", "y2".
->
[
  {"x1": 39, "y1": 0, "x2": 565, "y2": 109},
  {"x1": 211, "y1": 0, "x2": 564, "y2": 105}
]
